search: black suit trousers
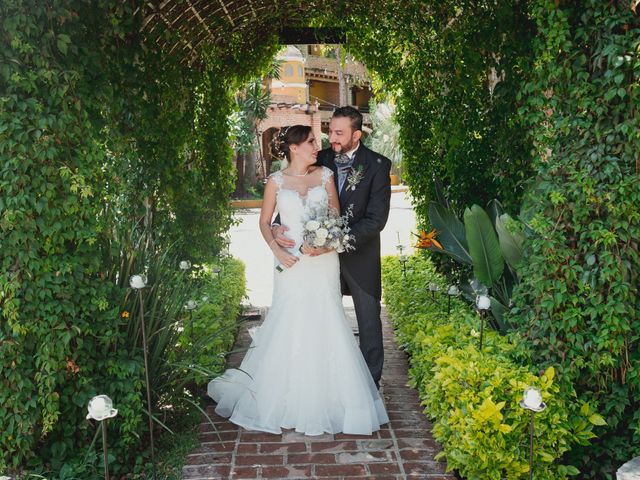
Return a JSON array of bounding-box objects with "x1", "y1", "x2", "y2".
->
[{"x1": 341, "y1": 266, "x2": 383, "y2": 386}]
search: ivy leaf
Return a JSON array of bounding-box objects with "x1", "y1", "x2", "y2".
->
[
  {"x1": 604, "y1": 88, "x2": 618, "y2": 101},
  {"x1": 57, "y1": 34, "x2": 71, "y2": 55}
]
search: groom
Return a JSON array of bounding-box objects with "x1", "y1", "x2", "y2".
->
[{"x1": 274, "y1": 106, "x2": 391, "y2": 388}]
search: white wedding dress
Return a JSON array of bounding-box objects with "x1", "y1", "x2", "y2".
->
[{"x1": 208, "y1": 167, "x2": 388, "y2": 436}]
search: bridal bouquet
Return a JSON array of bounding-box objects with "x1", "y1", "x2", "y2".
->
[
  {"x1": 276, "y1": 205, "x2": 355, "y2": 272},
  {"x1": 302, "y1": 205, "x2": 355, "y2": 253}
]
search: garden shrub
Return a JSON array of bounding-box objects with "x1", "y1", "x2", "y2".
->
[{"x1": 382, "y1": 254, "x2": 601, "y2": 479}]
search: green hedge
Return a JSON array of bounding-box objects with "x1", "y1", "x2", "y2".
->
[
  {"x1": 382, "y1": 254, "x2": 602, "y2": 479},
  {"x1": 177, "y1": 258, "x2": 246, "y2": 386}
]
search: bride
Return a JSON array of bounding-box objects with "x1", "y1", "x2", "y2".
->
[{"x1": 208, "y1": 125, "x2": 388, "y2": 436}]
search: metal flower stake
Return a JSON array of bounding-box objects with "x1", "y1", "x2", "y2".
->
[
  {"x1": 519, "y1": 387, "x2": 547, "y2": 480},
  {"x1": 86, "y1": 395, "x2": 118, "y2": 480},
  {"x1": 476, "y1": 294, "x2": 491, "y2": 351},
  {"x1": 446, "y1": 285, "x2": 459, "y2": 315},
  {"x1": 129, "y1": 274, "x2": 157, "y2": 479}
]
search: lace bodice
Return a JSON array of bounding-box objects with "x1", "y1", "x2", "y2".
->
[{"x1": 271, "y1": 167, "x2": 333, "y2": 250}]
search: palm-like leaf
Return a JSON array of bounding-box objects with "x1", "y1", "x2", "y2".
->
[
  {"x1": 428, "y1": 201, "x2": 471, "y2": 264},
  {"x1": 463, "y1": 205, "x2": 504, "y2": 286},
  {"x1": 495, "y1": 213, "x2": 524, "y2": 273}
]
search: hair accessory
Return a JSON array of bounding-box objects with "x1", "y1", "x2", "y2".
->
[
  {"x1": 272, "y1": 125, "x2": 292, "y2": 159},
  {"x1": 278, "y1": 125, "x2": 292, "y2": 140}
]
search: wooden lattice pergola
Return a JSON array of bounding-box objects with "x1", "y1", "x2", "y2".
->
[{"x1": 137, "y1": 1, "x2": 346, "y2": 63}]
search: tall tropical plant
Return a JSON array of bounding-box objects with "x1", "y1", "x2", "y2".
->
[
  {"x1": 424, "y1": 179, "x2": 526, "y2": 331},
  {"x1": 229, "y1": 78, "x2": 271, "y2": 195}
]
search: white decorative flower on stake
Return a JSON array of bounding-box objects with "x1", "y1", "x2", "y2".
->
[
  {"x1": 179, "y1": 260, "x2": 191, "y2": 270},
  {"x1": 521, "y1": 387, "x2": 546, "y2": 411},
  {"x1": 201, "y1": 295, "x2": 209, "y2": 303},
  {"x1": 184, "y1": 300, "x2": 197, "y2": 310},
  {"x1": 86, "y1": 395, "x2": 118, "y2": 421},
  {"x1": 447, "y1": 285, "x2": 460, "y2": 296},
  {"x1": 428, "y1": 282, "x2": 440, "y2": 292},
  {"x1": 129, "y1": 274, "x2": 147, "y2": 289},
  {"x1": 476, "y1": 294, "x2": 491, "y2": 311}
]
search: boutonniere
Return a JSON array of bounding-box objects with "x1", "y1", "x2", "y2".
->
[{"x1": 346, "y1": 165, "x2": 365, "y2": 191}]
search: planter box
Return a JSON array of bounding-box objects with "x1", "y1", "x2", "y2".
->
[
  {"x1": 390, "y1": 174, "x2": 400, "y2": 186},
  {"x1": 231, "y1": 199, "x2": 263, "y2": 209}
]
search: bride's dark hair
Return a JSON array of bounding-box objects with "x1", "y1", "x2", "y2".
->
[{"x1": 273, "y1": 125, "x2": 312, "y2": 161}]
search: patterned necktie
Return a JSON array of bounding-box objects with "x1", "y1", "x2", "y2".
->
[
  {"x1": 334, "y1": 153, "x2": 353, "y2": 192},
  {"x1": 334, "y1": 153, "x2": 351, "y2": 165}
]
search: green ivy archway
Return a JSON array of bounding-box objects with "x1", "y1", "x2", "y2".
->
[{"x1": 2, "y1": 1, "x2": 639, "y2": 476}]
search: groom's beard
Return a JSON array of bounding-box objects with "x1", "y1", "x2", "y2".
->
[{"x1": 331, "y1": 139, "x2": 356, "y2": 154}]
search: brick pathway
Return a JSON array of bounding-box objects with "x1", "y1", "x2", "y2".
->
[{"x1": 182, "y1": 308, "x2": 454, "y2": 480}]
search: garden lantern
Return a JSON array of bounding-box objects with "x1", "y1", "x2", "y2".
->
[
  {"x1": 399, "y1": 254, "x2": 408, "y2": 278},
  {"x1": 446, "y1": 285, "x2": 459, "y2": 315},
  {"x1": 184, "y1": 299, "x2": 198, "y2": 337},
  {"x1": 428, "y1": 282, "x2": 440, "y2": 300},
  {"x1": 476, "y1": 294, "x2": 491, "y2": 350}
]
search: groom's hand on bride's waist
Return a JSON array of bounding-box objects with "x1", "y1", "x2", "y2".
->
[
  {"x1": 301, "y1": 242, "x2": 330, "y2": 256},
  {"x1": 272, "y1": 225, "x2": 296, "y2": 249}
]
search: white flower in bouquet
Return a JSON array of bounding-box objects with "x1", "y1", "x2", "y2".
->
[
  {"x1": 305, "y1": 220, "x2": 320, "y2": 231},
  {"x1": 316, "y1": 228, "x2": 329, "y2": 240}
]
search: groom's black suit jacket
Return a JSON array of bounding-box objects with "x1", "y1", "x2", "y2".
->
[{"x1": 317, "y1": 144, "x2": 391, "y2": 299}]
